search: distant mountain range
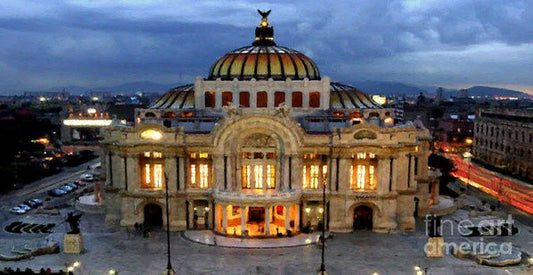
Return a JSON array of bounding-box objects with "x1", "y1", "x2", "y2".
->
[
  {"x1": 35, "y1": 80, "x2": 529, "y2": 98},
  {"x1": 44, "y1": 81, "x2": 184, "y2": 94}
]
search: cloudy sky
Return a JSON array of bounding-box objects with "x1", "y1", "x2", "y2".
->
[{"x1": 1, "y1": 0, "x2": 532, "y2": 94}]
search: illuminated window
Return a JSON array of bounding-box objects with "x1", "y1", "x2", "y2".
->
[
  {"x1": 242, "y1": 165, "x2": 251, "y2": 189},
  {"x1": 267, "y1": 165, "x2": 275, "y2": 189},
  {"x1": 350, "y1": 153, "x2": 378, "y2": 191},
  {"x1": 140, "y1": 152, "x2": 164, "y2": 189},
  {"x1": 140, "y1": 129, "x2": 163, "y2": 141},
  {"x1": 189, "y1": 153, "x2": 211, "y2": 189},
  {"x1": 241, "y1": 152, "x2": 276, "y2": 189},
  {"x1": 302, "y1": 154, "x2": 328, "y2": 189}
]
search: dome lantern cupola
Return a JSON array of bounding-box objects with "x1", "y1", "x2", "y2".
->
[{"x1": 253, "y1": 9, "x2": 276, "y2": 46}]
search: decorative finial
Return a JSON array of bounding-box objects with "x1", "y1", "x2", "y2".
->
[
  {"x1": 253, "y1": 9, "x2": 275, "y2": 46},
  {"x1": 257, "y1": 9, "x2": 271, "y2": 26}
]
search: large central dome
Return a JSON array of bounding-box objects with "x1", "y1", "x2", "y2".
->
[
  {"x1": 208, "y1": 45, "x2": 320, "y2": 81},
  {"x1": 207, "y1": 10, "x2": 320, "y2": 81}
]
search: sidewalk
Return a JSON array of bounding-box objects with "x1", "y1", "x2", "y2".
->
[{"x1": 183, "y1": 230, "x2": 320, "y2": 248}]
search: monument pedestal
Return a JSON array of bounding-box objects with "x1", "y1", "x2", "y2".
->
[
  {"x1": 425, "y1": 237, "x2": 444, "y2": 257},
  {"x1": 63, "y1": 234, "x2": 84, "y2": 254}
]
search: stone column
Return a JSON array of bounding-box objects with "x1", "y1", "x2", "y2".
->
[
  {"x1": 285, "y1": 205, "x2": 291, "y2": 232},
  {"x1": 222, "y1": 205, "x2": 227, "y2": 234},
  {"x1": 295, "y1": 204, "x2": 300, "y2": 230},
  {"x1": 213, "y1": 154, "x2": 224, "y2": 190},
  {"x1": 165, "y1": 155, "x2": 177, "y2": 191},
  {"x1": 187, "y1": 200, "x2": 194, "y2": 230},
  {"x1": 215, "y1": 90, "x2": 222, "y2": 109},
  {"x1": 377, "y1": 156, "x2": 389, "y2": 195},
  {"x1": 240, "y1": 206, "x2": 246, "y2": 235},
  {"x1": 126, "y1": 154, "x2": 138, "y2": 192},
  {"x1": 265, "y1": 206, "x2": 271, "y2": 236},
  {"x1": 214, "y1": 203, "x2": 219, "y2": 231},
  {"x1": 178, "y1": 155, "x2": 185, "y2": 190},
  {"x1": 338, "y1": 157, "x2": 350, "y2": 191},
  {"x1": 250, "y1": 90, "x2": 257, "y2": 108}
]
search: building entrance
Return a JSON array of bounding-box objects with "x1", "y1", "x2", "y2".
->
[
  {"x1": 353, "y1": 205, "x2": 373, "y2": 230},
  {"x1": 144, "y1": 204, "x2": 163, "y2": 228},
  {"x1": 248, "y1": 207, "x2": 265, "y2": 223}
]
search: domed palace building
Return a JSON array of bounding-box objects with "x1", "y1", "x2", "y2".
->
[{"x1": 101, "y1": 11, "x2": 438, "y2": 236}]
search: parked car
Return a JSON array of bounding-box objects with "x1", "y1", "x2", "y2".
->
[
  {"x1": 59, "y1": 185, "x2": 73, "y2": 193},
  {"x1": 30, "y1": 198, "x2": 43, "y2": 206},
  {"x1": 25, "y1": 200, "x2": 39, "y2": 208},
  {"x1": 65, "y1": 182, "x2": 79, "y2": 190},
  {"x1": 48, "y1": 188, "x2": 66, "y2": 197},
  {"x1": 10, "y1": 206, "x2": 26, "y2": 214},
  {"x1": 73, "y1": 180, "x2": 86, "y2": 187},
  {"x1": 17, "y1": 204, "x2": 31, "y2": 211},
  {"x1": 80, "y1": 173, "x2": 94, "y2": 182}
]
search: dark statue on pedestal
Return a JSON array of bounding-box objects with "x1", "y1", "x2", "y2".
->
[{"x1": 66, "y1": 212, "x2": 83, "y2": 234}]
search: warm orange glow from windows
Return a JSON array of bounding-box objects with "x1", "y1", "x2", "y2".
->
[
  {"x1": 140, "y1": 129, "x2": 163, "y2": 141},
  {"x1": 141, "y1": 152, "x2": 164, "y2": 189},
  {"x1": 350, "y1": 153, "x2": 378, "y2": 191},
  {"x1": 190, "y1": 153, "x2": 211, "y2": 189}
]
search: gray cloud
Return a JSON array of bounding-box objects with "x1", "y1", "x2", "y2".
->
[{"x1": 0, "y1": 0, "x2": 532, "y2": 93}]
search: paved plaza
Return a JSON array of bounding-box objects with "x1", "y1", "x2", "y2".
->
[{"x1": 0, "y1": 205, "x2": 531, "y2": 275}]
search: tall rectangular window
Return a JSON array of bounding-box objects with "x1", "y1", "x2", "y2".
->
[
  {"x1": 205, "y1": 92, "x2": 215, "y2": 108},
  {"x1": 257, "y1": 91, "x2": 267, "y2": 107},
  {"x1": 350, "y1": 153, "x2": 378, "y2": 191},
  {"x1": 189, "y1": 153, "x2": 211, "y2": 189},
  {"x1": 222, "y1": 92, "x2": 233, "y2": 106},
  {"x1": 140, "y1": 152, "x2": 164, "y2": 189},
  {"x1": 242, "y1": 165, "x2": 251, "y2": 189},
  {"x1": 267, "y1": 165, "x2": 275, "y2": 189},
  {"x1": 239, "y1": 92, "x2": 250, "y2": 107},
  {"x1": 309, "y1": 92, "x2": 320, "y2": 108},
  {"x1": 274, "y1": 91, "x2": 285, "y2": 107},
  {"x1": 302, "y1": 153, "x2": 327, "y2": 189},
  {"x1": 291, "y1": 92, "x2": 303, "y2": 107}
]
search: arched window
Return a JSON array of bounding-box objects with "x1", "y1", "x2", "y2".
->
[
  {"x1": 274, "y1": 91, "x2": 285, "y2": 107},
  {"x1": 205, "y1": 92, "x2": 215, "y2": 108},
  {"x1": 291, "y1": 92, "x2": 302, "y2": 107},
  {"x1": 257, "y1": 91, "x2": 267, "y2": 107},
  {"x1": 222, "y1": 92, "x2": 233, "y2": 106},
  {"x1": 145, "y1": 112, "x2": 156, "y2": 118},
  {"x1": 239, "y1": 92, "x2": 250, "y2": 107},
  {"x1": 350, "y1": 153, "x2": 378, "y2": 191},
  {"x1": 140, "y1": 152, "x2": 164, "y2": 189},
  {"x1": 309, "y1": 92, "x2": 320, "y2": 108}
]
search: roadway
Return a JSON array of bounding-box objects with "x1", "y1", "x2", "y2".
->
[{"x1": 0, "y1": 158, "x2": 100, "y2": 226}]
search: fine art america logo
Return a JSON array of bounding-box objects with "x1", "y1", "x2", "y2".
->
[{"x1": 423, "y1": 214, "x2": 516, "y2": 256}]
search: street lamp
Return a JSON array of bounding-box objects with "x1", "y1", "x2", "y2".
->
[
  {"x1": 164, "y1": 173, "x2": 175, "y2": 275},
  {"x1": 318, "y1": 128, "x2": 341, "y2": 275}
]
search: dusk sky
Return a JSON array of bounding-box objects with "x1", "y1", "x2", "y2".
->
[{"x1": 1, "y1": 0, "x2": 532, "y2": 94}]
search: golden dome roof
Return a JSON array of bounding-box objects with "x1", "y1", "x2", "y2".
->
[
  {"x1": 207, "y1": 9, "x2": 320, "y2": 81},
  {"x1": 208, "y1": 45, "x2": 320, "y2": 81}
]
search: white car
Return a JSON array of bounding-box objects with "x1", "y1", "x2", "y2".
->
[
  {"x1": 80, "y1": 173, "x2": 94, "y2": 181},
  {"x1": 10, "y1": 207, "x2": 26, "y2": 214},
  {"x1": 17, "y1": 204, "x2": 31, "y2": 211}
]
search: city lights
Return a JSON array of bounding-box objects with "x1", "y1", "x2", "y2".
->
[{"x1": 63, "y1": 119, "x2": 113, "y2": 126}]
